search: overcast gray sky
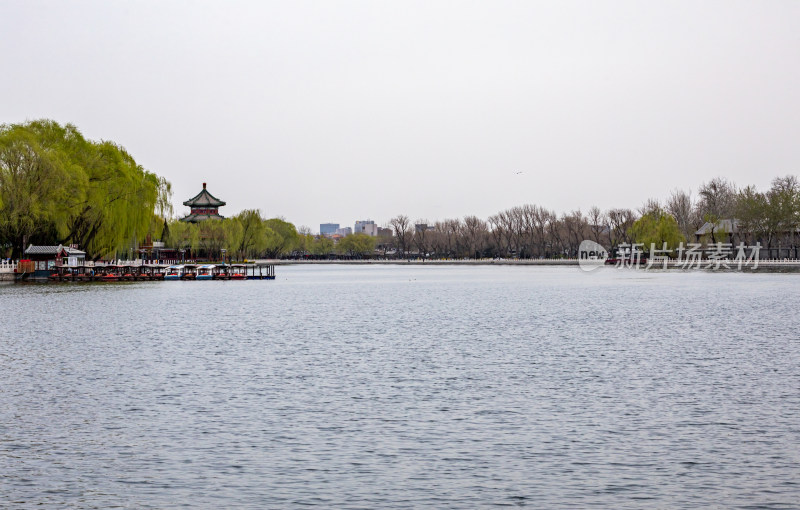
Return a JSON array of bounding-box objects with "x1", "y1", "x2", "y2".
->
[{"x1": 2, "y1": 1, "x2": 799, "y2": 232}]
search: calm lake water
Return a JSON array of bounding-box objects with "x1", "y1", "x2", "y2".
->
[{"x1": 1, "y1": 265, "x2": 799, "y2": 508}]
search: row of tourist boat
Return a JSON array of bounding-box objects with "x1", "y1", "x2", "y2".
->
[
  {"x1": 47, "y1": 263, "x2": 275, "y2": 282},
  {"x1": 165, "y1": 264, "x2": 250, "y2": 280}
]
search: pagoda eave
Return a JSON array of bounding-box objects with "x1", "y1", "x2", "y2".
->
[{"x1": 180, "y1": 213, "x2": 226, "y2": 223}]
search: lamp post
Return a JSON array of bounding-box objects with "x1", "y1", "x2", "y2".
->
[
  {"x1": 221, "y1": 248, "x2": 226, "y2": 265},
  {"x1": 179, "y1": 249, "x2": 185, "y2": 263}
]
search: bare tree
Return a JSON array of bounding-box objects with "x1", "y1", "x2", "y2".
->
[
  {"x1": 445, "y1": 219, "x2": 462, "y2": 258},
  {"x1": 561, "y1": 210, "x2": 589, "y2": 257},
  {"x1": 546, "y1": 215, "x2": 565, "y2": 257},
  {"x1": 531, "y1": 206, "x2": 555, "y2": 258},
  {"x1": 588, "y1": 205, "x2": 606, "y2": 244},
  {"x1": 388, "y1": 215, "x2": 411, "y2": 258},
  {"x1": 606, "y1": 208, "x2": 636, "y2": 249},
  {"x1": 432, "y1": 219, "x2": 461, "y2": 258},
  {"x1": 518, "y1": 205, "x2": 536, "y2": 258},
  {"x1": 638, "y1": 198, "x2": 663, "y2": 217},
  {"x1": 429, "y1": 222, "x2": 445, "y2": 258},
  {"x1": 489, "y1": 207, "x2": 526, "y2": 257},
  {"x1": 461, "y1": 215, "x2": 488, "y2": 258},
  {"x1": 696, "y1": 177, "x2": 737, "y2": 242},
  {"x1": 412, "y1": 219, "x2": 433, "y2": 259},
  {"x1": 487, "y1": 213, "x2": 508, "y2": 258},
  {"x1": 666, "y1": 189, "x2": 698, "y2": 242}
]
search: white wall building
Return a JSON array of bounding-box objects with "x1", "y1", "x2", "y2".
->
[{"x1": 354, "y1": 220, "x2": 378, "y2": 236}]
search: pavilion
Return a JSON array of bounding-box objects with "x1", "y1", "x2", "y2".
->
[{"x1": 180, "y1": 182, "x2": 226, "y2": 222}]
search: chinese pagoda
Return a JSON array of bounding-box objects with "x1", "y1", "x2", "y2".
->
[{"x1": 180, "y1": 182, "x2": 226, "y2": 222}]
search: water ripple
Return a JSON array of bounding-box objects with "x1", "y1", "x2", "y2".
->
[{"x1": 1, "y1": 266, "x2": 798, "y2": 508}]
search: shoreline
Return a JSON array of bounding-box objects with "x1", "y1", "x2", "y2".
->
[
  {"x1": 264, "y1": 259, "x2": 580, "y2": 266},
  {"x1": 259, "y1": 259, "x2": 800, "y2": 270}
]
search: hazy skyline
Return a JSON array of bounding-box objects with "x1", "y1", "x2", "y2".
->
[{"x1": 2, "y1": 1, "x2": 799, "y2": 231}]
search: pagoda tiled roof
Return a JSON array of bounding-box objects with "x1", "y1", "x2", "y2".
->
[
  {"x1": 183, "y1": 186, "x2": 226, "y2": 207},
  {"x1": 180, "y1": 213, "x2": 226, "y2": 223}
]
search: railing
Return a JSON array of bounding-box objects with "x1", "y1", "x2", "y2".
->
[
  {"x1": 94, "y1": 259, "x2": 196, "y2": 266},
  {"x1": 0, "y1": 260, "x2": 17, "y2": 273}
]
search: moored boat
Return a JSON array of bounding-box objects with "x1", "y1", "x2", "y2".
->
[
  {"x1": 119, "y1": 265, "x2": 136, "y2": 281},
  {"x1": 196, "y1": 264, "x2": 215, "y2": 280},
  {"x1": 181, "y1": 264, "x2": 198, "y2": 280},
  {"x1": 164, "y1": 265, "x2": 184, "y2": 280},
  {"x1": 213, "y1": 265, "x2": 229, "y2": 280},
  {"x1": 101, "y1": 266, "x2": 120, "y2": 281},
  {"x1": 139, "y1": 265, "x2": 162, "y2": 280},
  {"x1": 149, "y1": 266, "x2": 166, "y2": 280},
  {"x1": 229, "y1": 264, "x2": 247, "y2": 280}
]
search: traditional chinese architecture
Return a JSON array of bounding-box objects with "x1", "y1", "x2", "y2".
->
[
  {"x1": 694, "y1": 218, "x2": 799, "y2": 259},
  {"x1": 180, "y1": 182, "x2": 226, "y2": 222},
  {"x1": 21, "y1": 244, "x2": 87, "y2": 279},
  {"x1": 138, "y1": 233, "x2": 180, "y2": 263}
]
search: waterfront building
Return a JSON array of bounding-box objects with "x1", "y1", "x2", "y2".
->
[
  {"x1": 320, "y1": 223, "x2": 339, "y2": 236},
  {"x1": 22, "y1": 245, "x2": 86, "y2": 278},
  {"x1": 694, "y1": 218, "x2": 799, "y2": 259},
  {"x1": 180, "y1": 182, "x2": 226, "y2": 222},
  {"x1": 138, "y1": 234, "x2": 178, "y2": 262}
]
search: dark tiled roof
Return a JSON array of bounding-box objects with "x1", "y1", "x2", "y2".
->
[
  {"x1": 179, "y1": 213, "x2": 226, "y2": 223},
  {"x1": 24, "y1": 244, "x2": 86, "y2": 256},
  {"x1": 695, "y1": 219, "x2": 739, "y2": 236},
  {"x1": 183, "y1": 187, "x2": 226, "y2": 207}
]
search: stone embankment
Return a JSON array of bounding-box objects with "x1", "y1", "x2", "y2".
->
[
  {"x1": 265, "y1": 258, "x2": 580, "y2": 266},
  {"x1": 0, "y1": 260, "x2": 17, "y2": 281},
  {"x1": 261, "y1": 258, "x2": 800, "y2": 270}
]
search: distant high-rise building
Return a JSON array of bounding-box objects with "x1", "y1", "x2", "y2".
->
[
  {"x1": 320, "y1": 223, "x2": 339, "y2": 236},
  {"x1": 354, "y1": 220, "x2": 378, "y2": 236},
  {"x1": 335, "y1": 227, "x2": 352, "y2": 236}
]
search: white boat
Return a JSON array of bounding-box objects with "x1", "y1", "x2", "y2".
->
[
  {"x1": 164, "y1": 265, "x2": 184, "y2": 280},
  {"x1": 196, "y1": 264, "x2": 216, "y2": 280}
]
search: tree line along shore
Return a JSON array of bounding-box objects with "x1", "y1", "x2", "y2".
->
[{"x1": 2, "y1": 120, "x2": 799, "y2": 262}]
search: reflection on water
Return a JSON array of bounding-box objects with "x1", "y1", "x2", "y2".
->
[{"x1": 1, "y1": 266, "x2": 799, "y2": 508}]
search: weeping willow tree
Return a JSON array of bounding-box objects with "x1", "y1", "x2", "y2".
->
[
  {"x1": 0, "y1": 121, "x2": 85, "y2": 256},
  {"x1": 235, "y1": 209, "x2": 268, "y2": 260},
  {"x1": 0, "y1": 120, "x2": 171, "y2": 259},
  {"x1": 165, "y1": 220, "x2": 200, "y2": 257},
  {"x1": 67, "y1": 140, "x2": 162, "y2": 258},
  {"x1": 164, "y1": 217, "x2": 243, "y2": 261},
  {"x1": 197, "y1": 219, "x2": 243, "y2": 261},
  {"x1": 163, "y1": 212, "x2": 299, "y2": 261}
]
